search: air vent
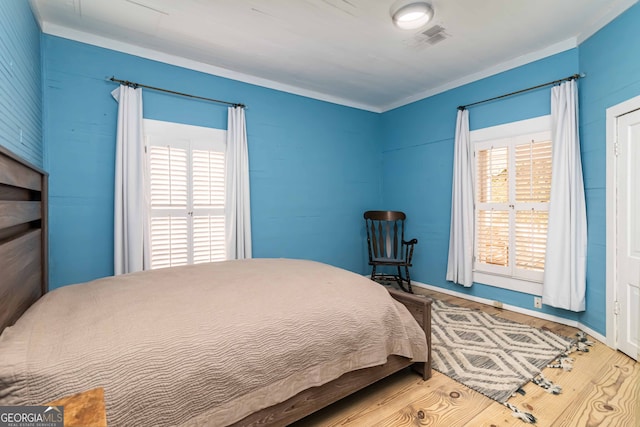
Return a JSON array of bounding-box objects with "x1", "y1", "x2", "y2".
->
[
  {"x1": 422, "y1": 25, "x2": 445, "y2": 38},
  {"x1": 403, "y1": 25, "x2": 449, "y2": 49},
  {"x1": 426, "y1": 33, "x2": 447, "y2": 45},
  {"x1": 421, "y1": 25, "x2": 448, "y2": 45}
]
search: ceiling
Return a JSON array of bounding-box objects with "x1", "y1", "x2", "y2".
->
[{"x1": 30, "y1": 0, "x2": 637, "y2": 112}]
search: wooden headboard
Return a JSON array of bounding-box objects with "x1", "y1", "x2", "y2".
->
[{"x1": 0, "y1": 145, "x2": 48, "y2": 333}]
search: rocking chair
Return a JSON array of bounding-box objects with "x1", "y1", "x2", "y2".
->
[{"x1": 364, "y1": 210, "x2": 418, "y2": 293}]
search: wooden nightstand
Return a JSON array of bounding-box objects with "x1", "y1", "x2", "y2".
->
[{"x1": 46, "y1": 387, "x2": 107, "y2": 427}]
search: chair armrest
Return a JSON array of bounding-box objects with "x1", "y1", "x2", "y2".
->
[{"x1": 402, "y1": 238, "x2": 418, "y2": 264}]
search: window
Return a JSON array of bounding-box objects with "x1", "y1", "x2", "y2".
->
[
  {"x1": 472, "y1": 116, "x2": 551, "y2": 294},
  {"x1": 144, "y1": 119, "x2": 226, "y2": 269}
]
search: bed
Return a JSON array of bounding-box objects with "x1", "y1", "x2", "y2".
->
[{"x1": 0, "y1": 147, "x2": 432, "y2": 427}]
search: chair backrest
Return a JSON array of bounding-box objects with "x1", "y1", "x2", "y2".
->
[{"x1": 364, "y1": 211, "x2": 406, "y2": 260}]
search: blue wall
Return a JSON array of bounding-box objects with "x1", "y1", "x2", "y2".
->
[
  {"x1": 577, "y1": 2, "x2": 640, "y2": 333},
  {"x1": 42, "y1": 35, "x2": 382, "y2": 289},
  {"x1": 0, "y1": 0, "x2": 42, "y2": 166},
  {"x1": 379, "y1": 2, "x2": 640, "y2": 335}
]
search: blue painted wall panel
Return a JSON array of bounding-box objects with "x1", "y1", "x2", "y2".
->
[
  {"x1": 42, "y1": 35, "x2": 382, "y2": 289},
  {"x1": 577, "y1": 2, "x2": 640, "y2": 333},
  {"x1": 0, "y1": 0, "x2": 42, "y2": 166}
]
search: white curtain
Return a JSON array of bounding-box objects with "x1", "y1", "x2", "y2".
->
[
  {"x1": 543, "y1": 80, "x2": 587, "y2": 311},
  {"x1": 446, "y1": 108, "x2": 474, "y2": 287},
  {"x1": 225, "y1": 106, "x2": 252, "y2": 259},
  {"x1": 112, "y1": 85, "x2": 149, "y2": 275}
]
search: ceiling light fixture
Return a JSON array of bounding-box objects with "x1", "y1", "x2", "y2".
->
[{"x1": 391, "y1": 2, "x2": 434, "y2": 30}]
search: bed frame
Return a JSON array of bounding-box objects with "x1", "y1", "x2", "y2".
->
[
  {"x1": 0, "y1": 147, "x2": 431, "y2": 426},
  {"x1": 0, "y1": 146, "x2": 48, "y2": 332}
]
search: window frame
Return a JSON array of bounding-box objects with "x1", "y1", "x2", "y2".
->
[
  {"x1": 144, "y1": 119, "x2": 227, "y2": 269},
  {"x1": 471, "y1": 115, "x2": 552, "y2": 296}
]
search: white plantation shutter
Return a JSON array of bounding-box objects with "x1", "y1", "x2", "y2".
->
[
  {"x1": 477, "y1": 146, "x2": 508, "y2": 204},
  {"x1": 477, "y1": 209, "x2": 510, "y2": 271},
  {"x1": 145, "y1": 120, "x2": 226, "y2": 269},
  {"x1": 515, "y1": 210, "x2": 548, "y2": 273},
  {"x1": 474, "y1": 124, "x2": 552, "y2": 283},
  {"x1": 515, "y1": 140, "x2": 552, "y2": 202},
  {"x1": 193, "y1": 149, "x2": 225, "y2": 208},
  {"x1": 149, "y1": 144, "x2": 188, "y2": 207},
  {"x1": 191, "y1": 145, "x2": 226, "y2": 264},
  {"x1": 476, "y1": 145, "x2": 510, "y2": 275},
  {"x1": 193, "y1": 215, "x2": 225, "y2": 263},
  {"x1": 148, "y1": 143, "x2": 189, "y2": 269},
  {"x1": 150, "y1": 216, "x2": 189, "y2": 267},
  {"x1": 514, "y1": 139, "x2": 551, "y2": 280}
]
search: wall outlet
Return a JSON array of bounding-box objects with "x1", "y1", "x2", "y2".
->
[
  {"x1": 534, "y1": 297, "x2": 542, "y2": 309},
  {"x1": 493, "y1": 301, "x2": 503, "y2": 309}
]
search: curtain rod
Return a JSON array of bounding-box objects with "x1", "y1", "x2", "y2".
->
[
  {"x1": 108, "y1": 76, "x2": 246, "y2": 108},
  {"x1": 457, "y1": 73, "x2": 583, "y2": 110}
]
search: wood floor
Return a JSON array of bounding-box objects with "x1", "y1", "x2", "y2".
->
[{"x1": 293, "y1": 287, "x2": 640, "y2": 427}]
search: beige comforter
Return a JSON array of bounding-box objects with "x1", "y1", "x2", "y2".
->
[{"x1": 0, "y1": 258, "x2": 426, "y2": 426}]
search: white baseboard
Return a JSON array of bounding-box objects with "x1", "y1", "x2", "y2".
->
[{"x1": 412, "y1": 281, "x2": 608, "y2": 345}]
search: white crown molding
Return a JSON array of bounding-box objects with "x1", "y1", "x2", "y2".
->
[
  {"x1": 39, "y1": 22, "x2": 382, "y2": 113},
  {"x1": 411, "y1": 280, "x2": 608, "y2": 346},
  {"x1": 380, "y1": 38, "x2": 578, "y2": 112}
]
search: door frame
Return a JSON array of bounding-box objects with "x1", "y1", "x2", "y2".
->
[{"x1": 605, "y1": 95, "x2": 640, "y2": 350}]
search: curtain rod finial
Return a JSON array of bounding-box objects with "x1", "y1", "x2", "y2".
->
[{"x1": 458, "y1": 106, "x2": 465, "y2": 111}]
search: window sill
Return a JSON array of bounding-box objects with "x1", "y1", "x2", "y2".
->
[{"x1": 473, "y1": 271, "x2": 543, "y2": 296}]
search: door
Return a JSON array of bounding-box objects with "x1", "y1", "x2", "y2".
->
[{"x1": 616, "y1": 108, "x2": 640, "y2": 361}]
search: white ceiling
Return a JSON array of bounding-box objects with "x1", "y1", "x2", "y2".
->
[{"x1": 30, "y1": 0, "x2": 637, "y2": 112}]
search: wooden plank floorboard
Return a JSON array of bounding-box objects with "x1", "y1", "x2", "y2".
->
[
  {"x1": 373, "y1": 372, "x2": 492, "y2": 427},
  {"x1": 549, "y1": 350, "x2": 639, "y2": 427},
  {"x1": 295, "y1": 287, "x2": 639, "y2": 427}
]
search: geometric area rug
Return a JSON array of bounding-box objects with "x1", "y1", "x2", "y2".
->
[{"x1": 431, "y1": 299, "x2": 575, "y2": 404}]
